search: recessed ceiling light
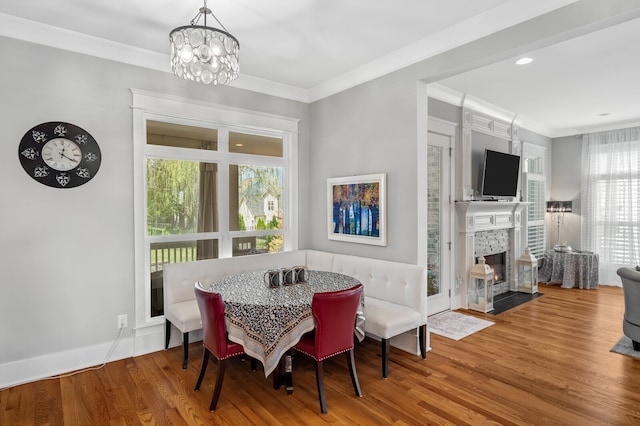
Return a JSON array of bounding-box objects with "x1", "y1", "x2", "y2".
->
[
  {"x1": 235, "y1": 143, "x2": 244, "y2": 147},
  {"x1": 515, "y1": 57, "x2": 533, "y2": 65}
]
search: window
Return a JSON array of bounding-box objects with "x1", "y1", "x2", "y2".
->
[
  {"x1": 582, "y1": 127, "x2": 640, "y2": 283},
  {"x1": 133, "y1": 91, "x2": 299, "y2": 326},
  {"x1": 145, "y1": 125, "x2": 287, "y2": 316},
  {"x1": 522, "y1": 143, "x2": 546, "y2": 260}
]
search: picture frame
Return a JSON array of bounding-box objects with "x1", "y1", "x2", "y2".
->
[{"x1": 327, "y1": 173, "x2": 386, "y2": 246}]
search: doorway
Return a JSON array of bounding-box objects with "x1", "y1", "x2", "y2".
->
[{"x1": 426, "y1": 118, "x2": 455, "y2": 315}]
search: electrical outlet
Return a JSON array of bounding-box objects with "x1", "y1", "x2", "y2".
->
[{"x1": 117, "y1": 314, "x2": 128, "y2": 329}]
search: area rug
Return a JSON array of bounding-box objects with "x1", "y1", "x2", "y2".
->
[
  {"x1": 610, "y1": 336, "x2": 640, "y2": 360},
  {"x1": 429, "y1": 311, "x2": 494, "y2": 341}
]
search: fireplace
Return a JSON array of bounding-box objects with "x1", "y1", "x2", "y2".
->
[
  {"x1": 474, "y1": 227, "x2": 511, "y2": 295},
  {"x1": 455, "y1": 201, "x2": 528, "y2": 308},
  {"x1": 479, "y1": 252, "x2": 506, "y2": 283},
  {"x1": 476, "y1": 251, "x2": 508, "y2": 284}
]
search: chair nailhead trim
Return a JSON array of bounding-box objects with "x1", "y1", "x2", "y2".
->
[
  {"x1": 219, "y1": 350, "x2": 244, "y2": 360},
  {"x1": 296, "y1": 347, "x2": 351, "y2": 361}
]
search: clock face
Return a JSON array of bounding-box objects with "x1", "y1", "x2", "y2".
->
[
  {"x1": 42, "y1": 138, "x2": 82, "y2": 171},
  {"x1": 18, "y1": 122, "x2": 101, "y2": 188}
]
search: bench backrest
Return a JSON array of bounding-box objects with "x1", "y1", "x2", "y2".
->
[
  {"x1": 163, "y1": 249, "x2": 427, "y2": 323},
  {"x1": 331, "y1": 253, "x2": 428, "y2": 322},
  {"x1": 163, "y1": 251, "x2": 306, "y2": 306}
]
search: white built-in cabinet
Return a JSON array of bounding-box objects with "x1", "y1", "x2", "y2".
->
[{"x1": 459, "y1": 103, "x2": 522, "y2": 201}]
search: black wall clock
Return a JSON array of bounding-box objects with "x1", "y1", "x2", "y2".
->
[{"x1": 18, "y1": 122, "x2": 101, "y2": 188}]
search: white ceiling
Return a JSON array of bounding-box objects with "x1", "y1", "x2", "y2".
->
[
  {"x1": 437, "y1": 15, "x2": 640, "y2": 137},
  {"x1": 1, "y1": 0, "x2": 639, "y2": 137}
]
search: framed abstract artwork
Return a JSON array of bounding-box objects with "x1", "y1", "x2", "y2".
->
[{"x1": 327, "y1": 173, "x2": 386, "y2": 246}]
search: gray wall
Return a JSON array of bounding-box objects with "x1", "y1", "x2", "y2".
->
[
  {"x1": 0, "y1": 36, "x2": 309, "y2": 382},
  {"x1": 427, "y1": 98, "x2": 459, "y2": 125},
  {"x1": 308, "y1": 73, "x2": 419, "y2": 262}
]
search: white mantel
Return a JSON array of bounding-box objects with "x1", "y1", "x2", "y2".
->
[
  {"x1": 456, "y1": 201, "x2": 528, "y2": 232},
  {"x1": 455, "y1": 201, "x2": 529, "y2": 308}
]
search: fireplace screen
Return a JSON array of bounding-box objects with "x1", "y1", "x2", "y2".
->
[{"x1": 478, "y1": 252, "x2": 506, "y2": 283}]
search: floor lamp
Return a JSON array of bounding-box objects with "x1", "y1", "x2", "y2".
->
[{"x1": 546, "y1": 201, "x2": 573, "y2": 252}]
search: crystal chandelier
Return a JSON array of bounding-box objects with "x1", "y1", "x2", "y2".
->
[{"x1": 169, "y1": 0, "x2": 240, "y2": 85}]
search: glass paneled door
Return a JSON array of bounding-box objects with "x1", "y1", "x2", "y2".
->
[{"x1": 427, "y1": 130, "x2": 452, "y2": 315}]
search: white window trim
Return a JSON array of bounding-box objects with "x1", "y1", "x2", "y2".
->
[
  {"x1": 131, "y1": 89, "x2": 300, "y2": 338},
  {"x1": 521, "y1": 142, "x2": 547, "y2": 259},
  {"x1": 522, "y1": 143, "x2": 546, "y2": 174}
]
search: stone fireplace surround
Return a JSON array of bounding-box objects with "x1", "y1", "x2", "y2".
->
[
  {"x1": 475, "y1": 229, "x2": 510, "y2": 295},
  {"x1": 455, "y1": 201, "x2": 528, "y2": 307}
]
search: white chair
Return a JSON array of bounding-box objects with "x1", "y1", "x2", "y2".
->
[{"x1": 164, "y1": 274, "x2": 203, "y2": 369}]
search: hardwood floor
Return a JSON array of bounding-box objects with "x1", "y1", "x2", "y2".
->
[{"x1": 2, "y1": 284, "x2": 639, "y2": 425}]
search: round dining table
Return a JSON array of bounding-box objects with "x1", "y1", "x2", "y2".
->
[{"x1": 205, "y1": 269, "x2": 364, "y2": 378}]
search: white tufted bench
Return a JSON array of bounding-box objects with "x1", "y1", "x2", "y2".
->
[
  {"x1": 163, "y1": 249, "x2": 429, "y2": 377},
  {"x1": 326, "y1": 251, "x2": 428, "y2": 378}
]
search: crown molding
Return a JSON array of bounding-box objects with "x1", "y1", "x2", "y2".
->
[
  {"x1": 307, "y1": 0, "x2": 577, "y2": 102},
  {"x1": 0, "y1": 12, "x2": 312, "y2": 104},
  {"x1": 428, "y1": 82, "x2": 640, "y2": 139},
  {"x1": 0, "y1": 12, "x2": 170, "y2": 73},
  {"x1": 553, "y1": 119, "x2": 640, "y2": 138},
  {"x1": 429, "y1": 83, "x2": 557, "y2": 138},
  {"x1": 3, "y1": 10, "x2": 629, "y2": 140},
  {"x1": 231, "y1": 74, "x2": 310, "y2": 103},
  {"x1": 0, "y1": 1, "x2": 576, "y2": 105}
]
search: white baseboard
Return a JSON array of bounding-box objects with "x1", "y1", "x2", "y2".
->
[
  {"x1": 0, "y1": 323, "x2": 207, "y2": 389},
  {"x1": 0, "y1": 333, "x2": 134, "y2": 389},
  {"x1": 1, "y1": 325, "x2": 425, "y2": 389}
]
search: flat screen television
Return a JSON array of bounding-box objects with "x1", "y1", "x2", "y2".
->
[{"x1": 480, "y1": 149, "x2": 521, "y2": 200}]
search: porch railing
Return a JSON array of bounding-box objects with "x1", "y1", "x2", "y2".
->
[{"x1": 150, "y1": 241, "x2": 198, "y2": 273}]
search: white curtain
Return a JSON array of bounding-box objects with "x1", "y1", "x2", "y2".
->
[{"x1": 581, "y1": 127, "x2": 640, "y2": 285}]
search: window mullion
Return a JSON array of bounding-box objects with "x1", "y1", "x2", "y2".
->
[{"x1": 218, "y1": 161, "x2": 231, "y2": 258}]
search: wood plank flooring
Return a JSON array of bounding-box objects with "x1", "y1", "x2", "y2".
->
[{"x1": 2, "y1": 284, "x2": 640, "y2": 425}]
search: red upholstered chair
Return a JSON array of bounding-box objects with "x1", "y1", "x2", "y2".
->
[
  {"x1": 194, "y1": 283, "x2": 254, "y2": 411},
  {"x1": 293, "y1": 284, "x2": 364, "y2": 413}
]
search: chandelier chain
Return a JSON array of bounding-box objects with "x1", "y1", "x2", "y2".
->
[{"x1": 188, "y1": 0, "x2": 230, "y2": 33}]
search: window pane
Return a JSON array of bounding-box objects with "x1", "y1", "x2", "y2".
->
[
  {"x1": 527, "y1": 178, "x2": 545, "y2": 221},
  {"x1": 229, "y1": 132, "x2": 282, "y2": 157},
  {"x1": 232, "y1": 235, "x2": 284, "y2": 256},
  {"x1": 594, "y1": 177, "x2": 640, "y2": 264},
  {"x1": 527, "y1": 225, "x2": 545, "y2": 260},
  {"x1": 147, "y1": 159, "x2": 218, "y2": 235},
  {"x1": 149, "y1": 239, "x2": 218, "y2": 317},
  {"x1": 147, "y1": 120, "x2": 217, "y2": 150},
  {"x1": 230, "y1": 165, "x2": 284, "y2": 231},
  {"x1": 427, "y1": 145, "x2": 442, "y2": 297},
  {"x1": 525, "y1": 156, "x2": 544, "y2": 174}
]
